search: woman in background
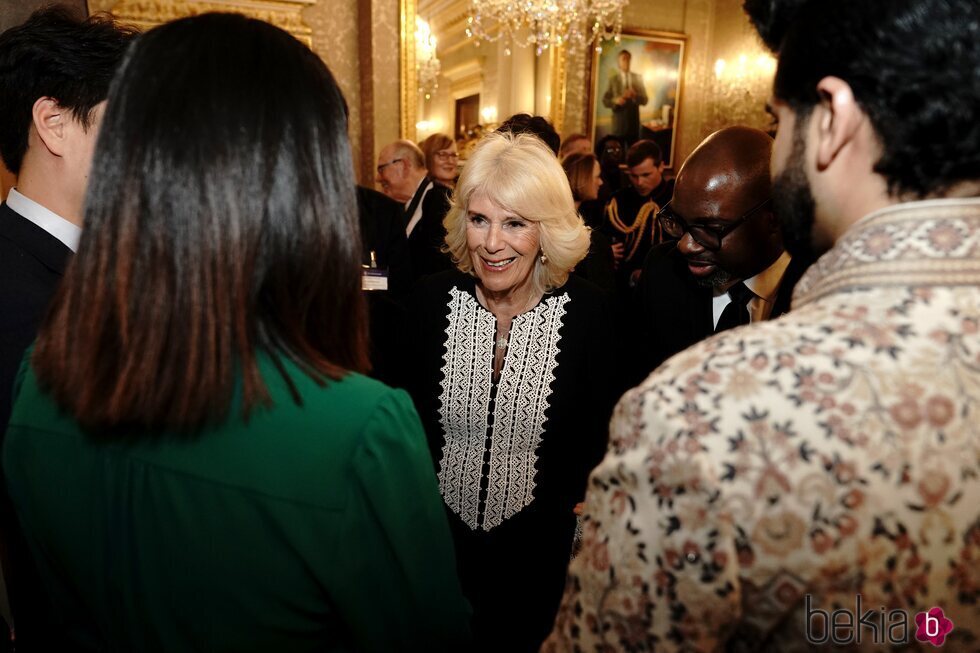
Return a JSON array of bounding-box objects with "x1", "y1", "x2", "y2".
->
[
  {"x1": 563, "y1": 152, "x2": 616, "y2": 292},
  {"x1": 407, "y1": 132, "x2": 624, "y2": 652},
  {"x1": 2, "y1": 13, "x2": 469, "y2": 653},
  {"x1": 420, "y1": 132, "x2": 459, "y2": 188}
]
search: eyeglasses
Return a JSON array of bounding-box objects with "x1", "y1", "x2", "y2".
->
[
  {"x1": 657, "y1": 198, "x2": 771, "y2": 251},
  {"x1": 434, "y1": 151, "x2": 459, "y2": 161},
  {"x1": 376, "y1": 158, "x2": 403, "y2": 175}
]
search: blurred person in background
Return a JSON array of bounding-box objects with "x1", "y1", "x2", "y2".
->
[
  {"x1": 558, "y1": 133, "x2": 591, "y2": 160},
  {"x1": 563, "y1": 152, "x2": 614, "y2": 292},
  {"x1": 420, "y1": 132, "x2": 459, "y2": 189},
  {"x1": 377, "y1": 138, "x2": 454, "y2": 280}
]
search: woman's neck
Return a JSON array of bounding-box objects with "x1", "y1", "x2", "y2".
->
[{"x1": 477, "y1": 284, "x2": 541, "y2": 320}]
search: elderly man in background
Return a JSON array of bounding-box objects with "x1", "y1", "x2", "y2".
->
[
  {"x1": 635, "y1": 126, "x2": 809, "y2": 373},
  {"x1": 0, "y1": 7, "x2": 136, "y2": 649},
  {"x1": 376, "y1": 139, "x2": 452, "y2": 279},
  {"x1": 545, "y1": 0, "x2": 980, "y2": 649}
]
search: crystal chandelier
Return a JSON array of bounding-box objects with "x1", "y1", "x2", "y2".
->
[
  {"x1": 416, "y1": 16, "x2": 440, "y2": 100},
  {"x1": 466, "y1": 0, "x2": 629, "y2": 55}
]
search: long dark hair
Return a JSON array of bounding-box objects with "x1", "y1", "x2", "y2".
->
[{"x1": 33, "y1": 12, "x2": 369, "y2": 433}]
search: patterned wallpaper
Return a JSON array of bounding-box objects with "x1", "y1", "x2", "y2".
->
[
  {"x1": 89, "y1": 0, "x2": 387, "y2": 184},
  {"x1": 87, "y1": 0, "x2": 771, "y2": 183},
  {"x1": 302, "y1": 0, "x2": 363, "y2": 180}
]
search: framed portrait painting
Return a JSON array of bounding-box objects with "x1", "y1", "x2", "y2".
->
[{"x1": 588, "y1": 30, "x2": 686, "y2": 168}]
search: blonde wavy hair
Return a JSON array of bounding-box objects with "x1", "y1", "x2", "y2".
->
[{"x1": 443, "y1": 131, "x2": 590, "y2": 295}]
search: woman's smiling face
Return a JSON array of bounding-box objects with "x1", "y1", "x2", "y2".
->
[{"x1": 465, "y1": 194, "x2": 541, "y2": 299}]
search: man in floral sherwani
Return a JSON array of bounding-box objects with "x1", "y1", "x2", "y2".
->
[{"x1": 543, "y1": 0, "x2": 980, "y2": 651}]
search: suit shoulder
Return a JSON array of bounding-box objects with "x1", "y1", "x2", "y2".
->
[
  {"x1": 642, "y1": 241, "x2": 681, "y2": 273},
  {"x1": 357, "y1": 185, "x2": 401, "y2": 213},
  {"x1": 423, "y1": 183, "x2": 452, "y2": 206}
]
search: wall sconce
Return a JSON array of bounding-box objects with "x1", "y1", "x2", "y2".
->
[
  {"x1": 706, "y1": 49, "x2": 777, "y2": 133},
  {"x1": 416, "y1": 16, "x2": 440, "y2": 100},
  {"x1": 416, "y1": 119, "x2": 442, "y2": 135},
  {"x1": 480, "y1": 106, "x2": 498, "y2": 124}
]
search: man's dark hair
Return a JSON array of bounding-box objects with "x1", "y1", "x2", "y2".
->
[
  {"x1": 497, "y1": 113, "x2": 560, "y2": 155},
  {"x1": 0, "y1": 6, "x2": 136, "y2": 174},
  {"x1": 744, "y1": 0, "x2": 980, "y2": 197},
  {"x1": 626, "y1": 139, "x2": 663, "y2": 168},
  {"x1": 33, "y1": 12, "x2": 368, "y2": 432},
  {"x1": 618, "y1": 50, "x2": 631, "y2": 59}
]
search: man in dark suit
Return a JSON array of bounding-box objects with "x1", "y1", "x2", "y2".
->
[
  {"x1": 635, "y1": 126, "x2": 810, "y2": 377},
  {"x1": 602, "y1": 50, "x2": 648, "y2": 144},
  {"x1": 0, "y1": 8, "x2": 135, "y2": 649},
  {"x1": 376, "y1": 139, "x2": 453, "y2": 281}
]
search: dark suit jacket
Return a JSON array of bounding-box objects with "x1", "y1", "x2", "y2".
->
[
  {"x1": 407, "y1": 180, "x2": 454, "y2": 282},
  {"x1": 357, "y1": 185, "x2": 411, "y2": 294},
  {"x1": 0, "y1": 202, "x2": 71, "y2": 430},
  {"x1": 633, "y1": 241, "x2": 810, "y2": 381},
  {"x1": 0, "y1": 200, "x2": 72, "y2": 650},
  {"x1": 602, "y1": 71, "x2": 648, "y2": 143}
]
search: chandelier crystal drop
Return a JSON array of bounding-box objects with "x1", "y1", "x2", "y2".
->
[
  {"x1": 416, "y1": 16, "x2": 440, "y2": 99},
  {"x1": 466, "y1": 0, "x2": 629, "y2": 55}
]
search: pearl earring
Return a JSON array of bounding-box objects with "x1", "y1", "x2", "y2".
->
[{"x1": 539, "y1": 253, "x2": 548, "y2": 264}]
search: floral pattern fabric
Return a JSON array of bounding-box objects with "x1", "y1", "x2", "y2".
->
[{"x1": 543, "y1": 199, "x2": 980, "y2": 652}]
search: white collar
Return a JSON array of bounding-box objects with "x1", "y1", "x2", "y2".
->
[{"x1": 6, "y1": 188, "x2": 81, "y2": 252}]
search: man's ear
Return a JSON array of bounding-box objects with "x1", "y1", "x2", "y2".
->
[
  {"x1": 31, "y1": 97, "x2": 69, "y2": 158},
  {"x1": 813, "y1": 76, "x2": 863, "y2": 170}
]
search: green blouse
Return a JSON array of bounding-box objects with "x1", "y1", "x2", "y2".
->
[{"x1": 3, "y1": 353, "x2": 470, "y2": 652}]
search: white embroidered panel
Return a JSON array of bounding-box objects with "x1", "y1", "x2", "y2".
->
[{"x1": 437, "y1": 286, "x2": 570, "y2": 531}]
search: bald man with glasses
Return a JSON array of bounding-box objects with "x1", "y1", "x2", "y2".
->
[{"x1": 633, "y1": 126, "x2": 810, "y2": 374}]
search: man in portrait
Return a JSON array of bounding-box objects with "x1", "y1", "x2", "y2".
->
[{"x1": 602, "y1": 50, "x2": 648, "y2": 145}]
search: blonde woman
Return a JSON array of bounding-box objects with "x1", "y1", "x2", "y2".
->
[{"x1": 406, "y1": 132, "x2": 625, "y2": 652}]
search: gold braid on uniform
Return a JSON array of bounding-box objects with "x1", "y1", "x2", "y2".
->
[{"x1": 607, "y1": 198, "x2": 662, "y2": 263}]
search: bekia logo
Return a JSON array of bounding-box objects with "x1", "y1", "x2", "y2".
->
[
  {"x1": 915, "y1": 607, "x2": 954, "y2": 647},
  {"x1": 805, "y1": 595, "x2": 955, "y2": 646}
]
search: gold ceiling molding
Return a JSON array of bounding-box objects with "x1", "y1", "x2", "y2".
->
[{"x1": 109, "y1": 0, "x2": 314, "y2": 45}]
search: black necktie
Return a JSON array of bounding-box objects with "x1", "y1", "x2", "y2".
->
[{"x1": 715, "y1": 281, "x2": 753, "y2": 333}]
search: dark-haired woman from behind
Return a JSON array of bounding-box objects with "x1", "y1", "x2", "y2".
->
[{"x1": 1, "y1": 13, "x2": 469, "y2": 653}]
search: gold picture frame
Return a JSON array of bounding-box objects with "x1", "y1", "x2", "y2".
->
[{"x1": 587, "y1": 29, "x2": 687, "y2": 169}]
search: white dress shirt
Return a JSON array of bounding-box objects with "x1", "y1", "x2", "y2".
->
[{"x1": 6, "y1": 187, "x2": 81, "y2": 252}]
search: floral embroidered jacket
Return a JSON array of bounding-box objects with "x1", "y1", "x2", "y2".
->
[{"x1": 544, "y1": 198, "x2": 980, "y2": 652}]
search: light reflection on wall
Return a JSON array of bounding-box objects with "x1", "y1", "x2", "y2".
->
[{"x1": 703, "y1": 45, "x2": 776, "y2": 135}]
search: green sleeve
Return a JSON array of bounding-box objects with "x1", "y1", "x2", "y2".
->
[{"x1": 334, "y1": 388, "x2": 471, "y2": 652}]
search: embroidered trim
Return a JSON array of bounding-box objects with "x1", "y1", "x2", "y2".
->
[
  {"x1": 436, "y1": 287, "x2": 570, "y2": 531},
  {"x1": 793, "y1": 201, "x2": 980, "y2": 307}
]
